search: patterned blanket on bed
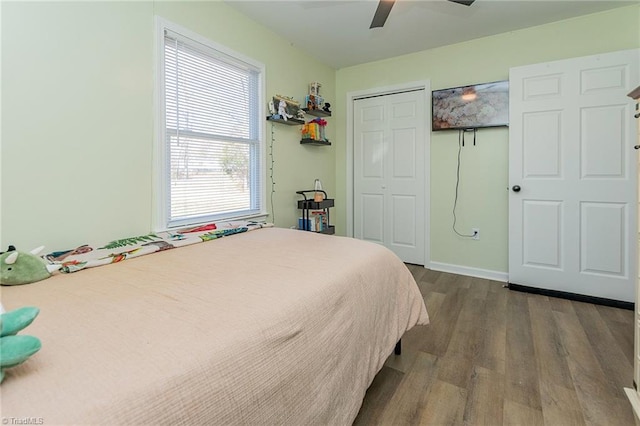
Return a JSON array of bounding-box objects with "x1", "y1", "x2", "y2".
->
[{"x1": 45, "y1": 221, "x2": 272, "y2": 273}]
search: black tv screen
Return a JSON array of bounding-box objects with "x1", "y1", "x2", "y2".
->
[{"x1": 432, "y1": 80, "x2": 509, "y2": 131}]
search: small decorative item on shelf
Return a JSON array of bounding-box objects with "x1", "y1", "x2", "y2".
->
[
  {"x1": 267, "y1": 95, "x2": 304, "y2": 124},
  {"x1": 305, "y1": 94, "x2": 324, "y2": 111},
  {"x1": 310, "y1": 82, "x2": 321, "y2": 97},
  {"x1": 322, "y1": 102, "x2": 331, "y2": 114},
  {"x1": 314, "y1": 179, "x2": 324, "y2": 202},
  {"x1": 301, "y1": 118, "x2": 328, "y2": 143},
  {"x1": 277, "y1": 99, "x2": 293, "y2": 121},
  {"x1": 305, "y1": 82, "x2": 324, "y2": 111}
]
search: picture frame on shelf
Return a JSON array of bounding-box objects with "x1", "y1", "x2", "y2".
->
[
  {"x1": 309, "y1": 82, "x2": 321, "y2": 97},
  {"x1": 272, "y1": 95, "x2": 300, "y2": 119},
  {"x1": 305, "y1": 94, "x2": 324, "y2": 111}
]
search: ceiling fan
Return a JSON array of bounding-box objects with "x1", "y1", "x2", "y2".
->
[{"x1": 370, "y1": 0, "x2": 476, "y2": 29}]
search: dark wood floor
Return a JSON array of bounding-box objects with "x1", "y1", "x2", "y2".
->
[{"x1": 354, "y1": 264, "x2": 636, "y2": 425}]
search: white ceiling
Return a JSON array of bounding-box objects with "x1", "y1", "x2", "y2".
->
[{"x1": 225, "y1": 0, "x2": 636, "y2": 69}]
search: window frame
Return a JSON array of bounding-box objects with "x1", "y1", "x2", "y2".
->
[{"x1": 153, "y1": 16, "x2": 266, "y2": 231}]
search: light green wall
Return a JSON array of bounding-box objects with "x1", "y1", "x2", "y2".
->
[
  {"x1": 335, "y1": 5, "x2": 640, "y2": 273},
  {"x1": 1, "y1": 1, "x2": 335, "y2": 250},
  {"x1": 3, "y1": 2, "x2": 638, "y2": 271}
]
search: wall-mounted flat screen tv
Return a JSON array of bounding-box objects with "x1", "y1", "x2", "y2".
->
[{"x1": 432, "y1": 80, "x2": 509, "y2": 131}]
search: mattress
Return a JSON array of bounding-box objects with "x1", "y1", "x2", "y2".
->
[{"x1": 1, "y1": 227, "x2": 429, "y2": 425}]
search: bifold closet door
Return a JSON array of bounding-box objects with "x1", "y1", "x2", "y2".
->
[{"x1": 353, "y1": 90, "x2": 425, "y2": 264}]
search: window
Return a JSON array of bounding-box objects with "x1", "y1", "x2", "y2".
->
[{"x1": 155, "y1": 18, "x2": 265, "y2": 230}]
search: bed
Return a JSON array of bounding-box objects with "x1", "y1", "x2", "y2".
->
[{"x1": 1, "y1": 227, "x2": 429, "y2": 425}]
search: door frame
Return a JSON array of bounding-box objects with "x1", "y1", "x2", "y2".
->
[{"x1": 346, "y1": 80, "x2": 431, "y2": 267}]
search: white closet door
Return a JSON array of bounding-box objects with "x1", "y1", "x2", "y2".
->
[{"x1": 353, "y1": 90, "x2": 426, "y2": 264}]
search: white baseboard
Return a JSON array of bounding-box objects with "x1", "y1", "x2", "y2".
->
[{"x1": 427, "y1": 261, "x2": 508, "y2": 282}]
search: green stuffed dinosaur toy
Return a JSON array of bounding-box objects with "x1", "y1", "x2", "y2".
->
[
  {"x1": 0, "y1": 306, "x2": 41, "y2": 383},
  {"x1": 0, "y1": 245, "x2": 61, "y2": 286}
]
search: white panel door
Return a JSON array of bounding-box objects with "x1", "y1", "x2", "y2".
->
[
  {"x1": 509, "y1": 49, "x2": 639, "y2": 302},
  {"x1": 354, "y1": 90, "x2": 425, "y2": 264}
]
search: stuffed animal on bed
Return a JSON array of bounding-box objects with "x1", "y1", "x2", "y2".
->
[
  {"x1": 0, "y1": 246, "x2": 61, "y2": 286},
  {"x1": 0, "y1": 306, "x2": 41, "y2": 383}
]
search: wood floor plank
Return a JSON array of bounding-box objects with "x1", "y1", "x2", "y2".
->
[
  {"x1": 423, "y1": 290, "x2": 447, "y2": 324},
  {"x1": 416, "y1": 279, "x2": 439, "y2": 299},
  {"x1": 553, "y1": 309, "x2": 635, "y2": 425},
  {"x1": 528, "y1": 296, "x2": 573, "y2": 389},
  {"x1": 406, "y1": 263, "x2": 428, "y2": 283},
  {"x1": 352, "y1": 366, "x2": 404, "y2": 426},
  {"x1": 437, "y1": 287, "x2": 486, "y2": 389},
  {"x1": 595, "y1": 304, "x2": 634, "y2": 366},
  {"x1": 458, "y1": 274, "x2": 473, "y2": 289},
  {"x1": 548, "y1": 296, "x2": 576, "y2": 314},
  {"x1": 503, "y1": 400, "x2": 544, "y2": 426},
  {"x1": 504, "y1": 291, "x2": 542, "y2": 411},
  {"x1": 474, "y1": 287, "x2": 508, "y2": 374},
  {"x1": 572, "y1": 300, "x2": 634, "y2": 397},
  {"x1": 467, "y1": 277, "x2": 492, "y2": 300},
  {"x1": 528, "y1": 296, "x2": 587, "y2": 425},
  {"x1": 420, "y1": 268, "x2": 442, "y2": 285},
  {"x1": 539, "y1": 380, "x2": 586, "y2": 426},
  {"x1": 377, "y1": 352, "x2": 439, "y2": 425},
  {"x1": 609, "y1": 319, "x2": 635, "y2": 367},
  {"x1": 488, "y1": 280, "x2": 508, "y2": 294},
  {"x1": 595, "y1": 303, "x2": 634, "y2": 325},
  {"x1": 419, "y1": 380, "x2": 467, "y2": 425},
  {"x1": 432, "y1": 271, "x2": 463, "y2": 294},
  {"x1": 420, "y1": 287, "x2": 466, "y2": 357},
  {"x1": 462, "y1": 366, "x2": 504, "y2": 426}
]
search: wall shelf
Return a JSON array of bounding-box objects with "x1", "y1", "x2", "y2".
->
[
  {"x1": 302, "y1": 108, "x2": 331, "y2": 117},
  {"x1": 301, "y1": 138, "x2": 331, "y2": 146},
  {"x1": 266, "y1": 116, "x2": 304, "y2": 125}
]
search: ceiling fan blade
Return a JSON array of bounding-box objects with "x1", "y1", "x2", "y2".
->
[
  {"x1": 370, "y1": 0, "x2": 395, "y2": 29},
  {"x1": 448, "y1": 0, "x2": 476, "y2": 5}
]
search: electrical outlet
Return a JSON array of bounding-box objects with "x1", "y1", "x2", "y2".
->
[{"x1": 472, "y1": 228, "x2": 480, "y2": 240}]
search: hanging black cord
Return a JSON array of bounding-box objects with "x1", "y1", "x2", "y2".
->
[
  {"x1": 269, "y1": 122, "x2": 276, "y2": 224},
  {"x1": 452, "y1": 130, "x2": 475, "y2": 238}
]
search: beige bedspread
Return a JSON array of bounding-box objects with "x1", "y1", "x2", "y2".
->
[{"x1": 1, "y1": 227, "x2": 428, "y2": 425}]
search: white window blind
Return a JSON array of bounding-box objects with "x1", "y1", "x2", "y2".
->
[{"x1": 162, "y1": 28, "x2": 263, "y2": 228}]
